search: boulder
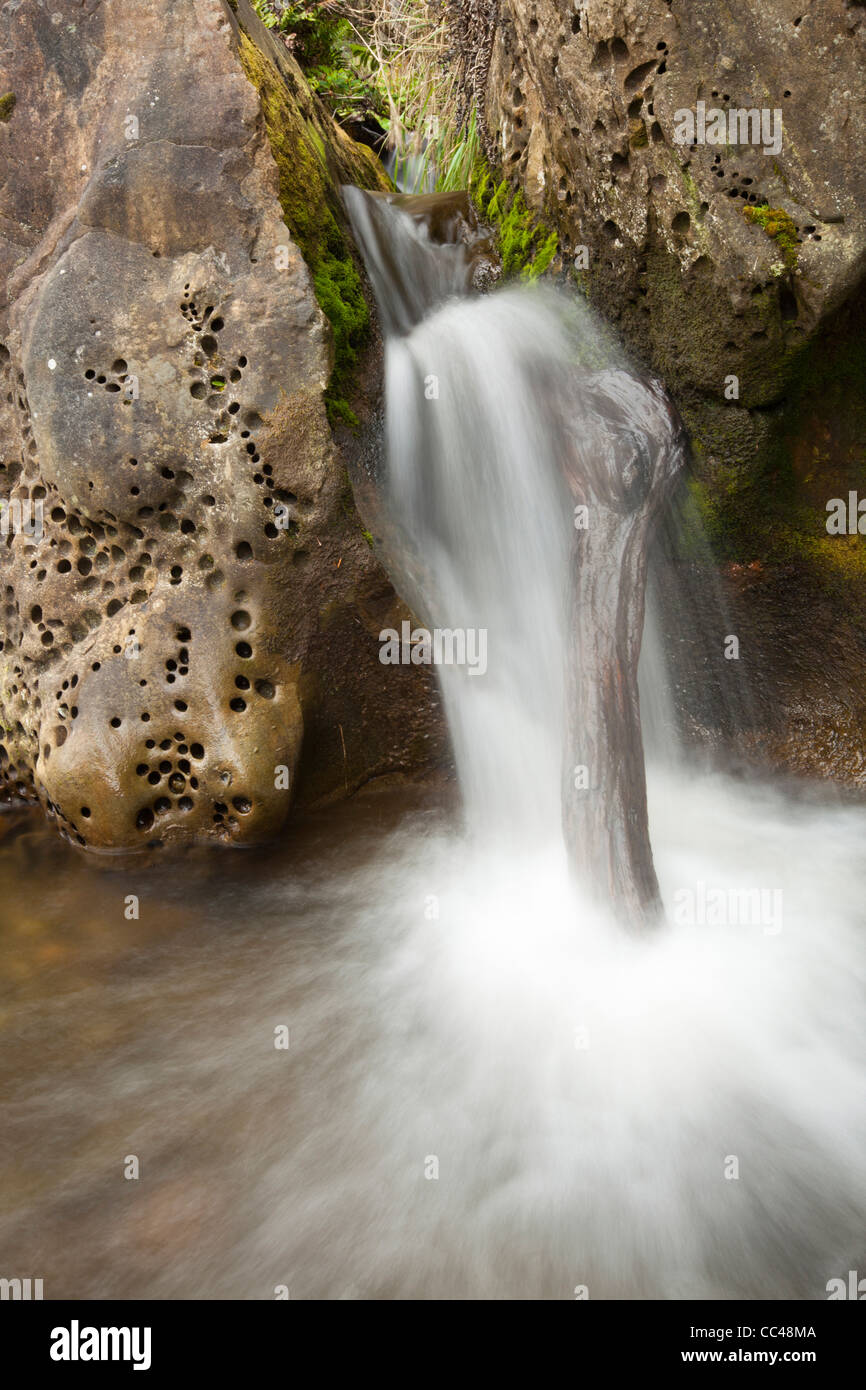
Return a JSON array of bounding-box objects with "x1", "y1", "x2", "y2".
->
[{"x1": 0, "y1": 0, "x2": 445, "y2": 851}]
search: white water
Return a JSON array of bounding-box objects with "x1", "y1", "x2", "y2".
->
[
  {"x1": 384, "y1": 289, "x2": 574, "y2": 842},
  {"x1": 2, "y1": 204, "x2": 864, "y2": 1301},
  {"x1": 3, "y1": 769, "x2": 863, "y2": 1297}
]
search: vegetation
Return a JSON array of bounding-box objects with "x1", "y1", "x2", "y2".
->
[
  {"x1": 243, "y1": 0, "x2": 558, "y2": 412},
  {"x1": 471, "y1": 158, "x2": 558, "y2": 281},
  {"x1": 237, "y1": 29, "x2": 370, "y2": 425},
  {"x1": 251, "y1": 1, "x2": 483, "y2": 192},
  {"x1": 743, "y1": 204, "x2": 799, "y2": 273}
]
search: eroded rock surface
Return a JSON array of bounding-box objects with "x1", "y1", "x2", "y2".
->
[
  {"x1": 480, "y1": 0, "x2": 866, "y2": 783},
  {"x1": 486, "y1": 0, "x2": 865, "y2": 406},
  {"x1": 0, "y1": 0, "x2": 444, "y2": 851}
]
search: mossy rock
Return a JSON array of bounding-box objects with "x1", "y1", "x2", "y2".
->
[
  {"x1": 743, "y1": 204, "x2": 799, "y2": 273},
  {"x1": 470, "y1": 158, "x2": 558, "y2": 282},
  {"x1": 232, "y1": 1, "x2": 388, "y2": 422}
]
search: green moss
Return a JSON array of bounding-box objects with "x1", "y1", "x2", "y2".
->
[
  {"x1": 677, "y1": 314, "x2": 866, "y2": 602},
  {"x1": 469, "y1": 159, "x2": 558, "y2": 281},
  {"x1": 0, "y1": 92, "x2": 15, "y2": 122},
  {"x1": 237, "y1": 31, "x2": 369, "y2": 424},
  {"x1": 743, "y1": 204, "x2": 799, "y2": 272}
]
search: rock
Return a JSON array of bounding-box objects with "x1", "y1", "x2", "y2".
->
[
  {"x1": 486, "y1": 1, "x2": 865, "y2": 398},
  {"x1": 0, "y1": 0, "x2": 445, "y2": 851},
  {"x1": 481, "y1": 0, "x2": 866, "y2": 783}
]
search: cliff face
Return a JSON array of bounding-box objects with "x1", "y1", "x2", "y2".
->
[
  {"x1": 483, "y1": 0, "x2": 866, "y2": 782},
  {"x1": 0, "y1": 0, "x2": 444, "y2": 851},
  {"x1": 487, "y1": 0, "x2": 865, "y2": 408}
]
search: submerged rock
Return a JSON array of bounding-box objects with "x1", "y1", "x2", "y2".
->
[{"x1": 0, "y1": 0, "x2": 445, "y2": 851}]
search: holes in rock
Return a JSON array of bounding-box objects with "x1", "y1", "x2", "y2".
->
[
  {"x1": 779, "y1": 285, "x2": 798, "y2": 321},
  {"x1": 625, "y1": 60, "x2": 656, "y2": 91}
]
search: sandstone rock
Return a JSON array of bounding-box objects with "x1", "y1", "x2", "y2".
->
[
  {"x1": 481, "y1": 0, "x2": 866, "y2": 783},
  {"x1": 486, "y1": 1, "x2": 865, "y2": 401},
  {"x1": 0, "y1": 0, "x2": 444, "y2": 851}
]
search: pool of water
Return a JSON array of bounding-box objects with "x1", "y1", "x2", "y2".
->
[{"x1": 0, "y1": 767, "x2": 864, "y2": 1299}]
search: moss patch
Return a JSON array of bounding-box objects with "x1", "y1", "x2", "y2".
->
[
  {"x1": 237, "y1": 31, "x2": 369, "y2": 424},
  {"x1": 677, "y1": 293, "x2": 866, "y2": 604},
  {"x1": 743, "y1": 204, "x2": 799, "y2": 272},
  {"x1": 470, "y1": 160, "x2": 558, "y2": 281},
  {"x1": 0, "y1": 92, "x2": 16, "y2": 122}
]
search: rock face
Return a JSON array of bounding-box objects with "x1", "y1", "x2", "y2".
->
[
  {"x1": 487, "y1": 0, "x2": 865, "y2": 418},
  {"x1": 482, "y1": 0, "x2": 866, "y2": 783},
  {"x1": 0, "y1": 0, "x2": 444, "y2": 851}
]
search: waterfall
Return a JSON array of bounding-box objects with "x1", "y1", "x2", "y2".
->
[
  {"x1": 9, "y1": 190, "x2": 862, "y2": 1304},
  {"x1": 346, "y1": 187, "x2": 686, "y2": 917}
]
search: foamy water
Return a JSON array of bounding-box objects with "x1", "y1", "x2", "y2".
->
[{"x1": 0, "y1": 766, "x2": 863, "y2": 1299}]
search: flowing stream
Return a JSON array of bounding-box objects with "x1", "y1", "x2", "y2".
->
[{"x1": 0, "y1": 194, "x2": 863, "y2": 1300}]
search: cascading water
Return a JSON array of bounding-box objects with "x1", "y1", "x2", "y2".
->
[
  {"x1": 346, "y1": 186, "x2": 685, "y2": 917},
  {"x1": 0, "y1": 192, "x2": 863, "y2": 1302}
]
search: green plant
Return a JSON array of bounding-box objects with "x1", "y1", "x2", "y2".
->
[
  {"x1": 237, "y1": 31, "x2": 370, "y2": 426},
  {"x1": 308, "y1": 63, "x2": 374, "y2": 118},
  {"x1": 743, "y1": 204, "x2": 799, "y2": 272},
  {"x1": 252, "y1": 0, "x2": 279, "y2": 27},
  {"x1": 470, "y1": 159, "x2": 559, "y2": 281}
]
